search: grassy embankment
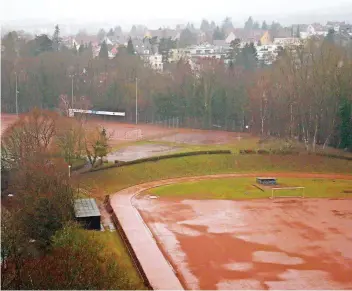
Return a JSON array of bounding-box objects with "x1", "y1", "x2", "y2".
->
[
  {"x1": 80, "y1": 153, "x2": 351, "y2": 200},
  {"x1": 92, "y1": 231, "x2": 146, "y2": 289},
  {"x1": 80, "y1": 136, "x2": 351, "y2": 289},
  {"x1": 148, "y1": 177, "x2": 352, "y2": 199}
]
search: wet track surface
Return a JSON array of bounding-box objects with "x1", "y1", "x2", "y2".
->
[
  {"x1": 135, "y1": 197, "x2": 352, "y2": 289},
  {"x1": 110, "y1": 173, "x2": 352, "y2": 290}
]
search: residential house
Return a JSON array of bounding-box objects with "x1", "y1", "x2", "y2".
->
[
  {"x1": 273, "y1": 37, "x2": 301, "y2": 47},
  {"x1": 180, "y1": 44, "x2": 230, "y2": 62},
  {"x1": 256, "y1": 44, "x2": 279, "y2": 65},
  {"x1": 311, "y1": 23, "x2": 328, "y2": 36},
  {"x1": 327, "y1": 21, "x2": 345, "y2": 32},
  {"x1": 229, "y1": 28, "x2": 265, "y2": 44},
  {"x1": 293, "y1": 23, "x2": 328, "y2": 39},
  {"x1": 145, "y1": 54, "x2": 163, "y2": 71},
  {"x1": 260, "y1": 31, "x2": 272, "y2": 45},
  {"x1": 213, "y1": 40, "x2": 227, "y2": 47},
  {"x1": 169, "y1": 48, "x2": 187, "y2": 63},
  {"x1": 74, "y1": 34, "x2": 99, "y2": 46},
  {"x1": 109, "y1": 45, "x2": 119, "y2": 58},
  {"x1": 62, "y1": 36, "x2": 80, "y2": 49},
  {"x1": 340, "y1": 24, "x2": 352, "y2": 35},
  {"x1": 102, "y1": 36, "x2": 113, "y2": 46},
  {"x1": 132, "y1": 38, "x2": 153, "y2": 55},
  {"x1": 145, "y1": 28, "x2": 180, "y2": 42},
  {"x1": 292, "y1": 24, "x2": 308, "y2": 38},
  {"x1": 225, "y1": 32, "x2": 236, "y2": 44}
]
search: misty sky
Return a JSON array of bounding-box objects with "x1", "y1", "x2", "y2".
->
[{"x1": 1, "y1": 0, "x2": 351, "y2": 28}]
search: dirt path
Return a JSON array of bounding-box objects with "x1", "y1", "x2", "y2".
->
[{"x1": 109, "y1": 172, "x2": 352, "y2": 290}]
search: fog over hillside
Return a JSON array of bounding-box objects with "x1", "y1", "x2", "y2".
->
[{"x1": 1, "y1": 1, "x2": 351, "y2": 35}]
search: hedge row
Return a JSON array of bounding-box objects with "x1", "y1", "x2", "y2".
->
[
  {"x1": 314, "y1": 152, "x2": 352, "y2": 161},
  {"x1": 239, "y1": 148, "x2": 352, "y2": 160},
  {"x1": 88, "y1": 150, "x2": 232, "y2": 173},
  {"x1": 239, "y1": 149, "x2": 299, "y2": 155}
]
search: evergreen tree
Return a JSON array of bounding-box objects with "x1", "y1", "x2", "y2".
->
[
  {"x1": 114, "y1": 26, "x2": 123, "y2": 36},
  {"x1": 210, "y1": 21, "x2": 216, "y2": 30},
  {"x1": 228, "y1": 38, "x2": 241, "y2": 60},
  {"x1": 78, "y1": 43, "x2": 84, "y2": 55},
  {"x1": 72, "y1": 43, "x2": 77, "y2": 55},
  {"x1": 244, "y1": 16, "x2": 254, "y2": 30},
  {"x1": 262, "y1": 21, "x2": 268, "y2": 30},
  {"x1": 97, "y1": 28, "x2": 106, "y2": 42},
  {"x1": 221, "y1": 17, "x2": 234, "y2": 32},
  {"x1": 200, "y1": 19, "x2": 210, "y2": 32},
  {"x1": 253, "y1": 21, "x2": 260, "y2": 30},
  {"x1": 99, "y1": 41, "x2": 109, "y2": 58},
  {"x1": 325, "y1": 28, "x2": 335, "y2": 43},
  {"x1": 235, "y1": 42, "x2": 257, "y2": 71},
  {"x1": 52, "y1": 25, "x2": 61, "y2": 51},
  {"x1": 213, "y1": 26, "x2": 225, "y2": 40},
  {"x1": 107, "y1": 28, "x2": 114, "y2": 37},
  {"x1": 130, "y1": 25, "x2": 137, "y2": 36},
  {"x1": 179, "y1": 28, "x2": 197, "y2": 47},
  {"x1": 269, "y1": 21, "x2": 282, "y2": 39},
  {"x1": 2, "y1": 31, "x2": 18, "y2": 59},
  {"x1": 34, "y1": 34, "x2": 53, "y2": 55},
  {"x1": 296, "y1": 25, "x2": 301, "y2": 38},
  {"x1": 338, "y1": 98, "x2": 352, "y2": 149},
  {"x1": 127, "y1": 38, "x2": 135, "y2": 55},
  {"x1": 159, "y1": 37, "x2": 176, "y2": 63}
]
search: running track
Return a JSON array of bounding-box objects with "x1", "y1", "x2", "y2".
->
[{"x1": 109, "y1": 172, "x2": 352, "y2": 290}]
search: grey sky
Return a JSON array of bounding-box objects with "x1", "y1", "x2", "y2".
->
[{"x1": 1, "y1": 0, "x2": 352, "y2": 29}]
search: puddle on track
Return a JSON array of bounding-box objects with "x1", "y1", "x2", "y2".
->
[{"x1": 134, "y1": 197, "x2": 352, "y2": 290}]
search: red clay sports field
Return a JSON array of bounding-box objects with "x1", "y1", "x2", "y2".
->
[{"x1": 2, "y1": 113, "x2": 352, "y2": 289}]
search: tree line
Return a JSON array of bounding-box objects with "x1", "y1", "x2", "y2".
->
[
  {"x1": 1, "y1": 109, "x2": 134, "y2": 289},
  {"x1": 1, "y1": 29, "x2": 352, "y2": 150}
]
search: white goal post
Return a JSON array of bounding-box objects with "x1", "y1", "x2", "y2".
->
[{"x1": 271, "y1": 187, "x2": 305, "y2": 199}]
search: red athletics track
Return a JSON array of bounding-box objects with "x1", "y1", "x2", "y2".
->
[{"x1": 110, "y1": 173, "x2": 352, "y2": 290}]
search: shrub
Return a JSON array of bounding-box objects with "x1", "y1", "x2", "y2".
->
[
  {"x1": 239, "y1": 149, "x2": 256, "y2": 154},
  {"x1": 257, "y1": 149, "x2": 270, "y2": 154},
  {"x1": 315, "y1": 152, "x2": 352, "y2": 161},
  {"x1": 8, "y1": 224, "x2": 137, "y2": 290}
]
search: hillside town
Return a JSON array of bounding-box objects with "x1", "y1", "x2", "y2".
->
[
  {"x1": 2, "y1": 0, "x2": 352, "y2": 288},
  {"x1": 61, "y1": 19, "x2": 352, "y2": 69},
  {"x1": 4, "y1": 18, "x2": 352, "y2": 73}
]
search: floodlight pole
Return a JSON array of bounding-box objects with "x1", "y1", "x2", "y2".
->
[
  {"x1": 71, "y1": 76, "x2": 74, "y2": 109},
  {"x1": 15, "y1": 72, "x2": 19, "y2": 115},
  {"x1": 135, "y1": 77, "x2": 138, "y2": 125}
]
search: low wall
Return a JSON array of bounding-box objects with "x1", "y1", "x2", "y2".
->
[{"x1": 105, "y1": 196, "x2": 153, "y2": 290}]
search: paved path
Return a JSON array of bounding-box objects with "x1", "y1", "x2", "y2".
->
[{"x1": 109, "y1": 172, "x2": 352, "y2": 290}]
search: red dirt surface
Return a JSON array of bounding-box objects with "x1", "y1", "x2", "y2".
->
[
  {"x1": 1, "y1": 113, "x2": 18, "y2": 135},
  {"x1": 129, "y1": 173, "x2": 352, "y2": 290},
  {"x1": 1, "y1": 113, "x2": 247, "y2": 145},
  {"x1": 86, "y1": 119, "x2": 247, "y2": 146}
]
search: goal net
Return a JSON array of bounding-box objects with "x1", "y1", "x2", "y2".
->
[
  {"x1": 271, "y1": 187, "x2": 305, "y2": 199},
  {"x1": 125, "y1": 129, "x2": 142, "y2": 140}
]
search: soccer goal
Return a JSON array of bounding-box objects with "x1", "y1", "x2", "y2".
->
[
  {"x1": 125, "y1": 129, "x2": 142, "y2": 140},
  {"x1": 271, "y1": 187, "x2": 305, "y2": 199}
]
